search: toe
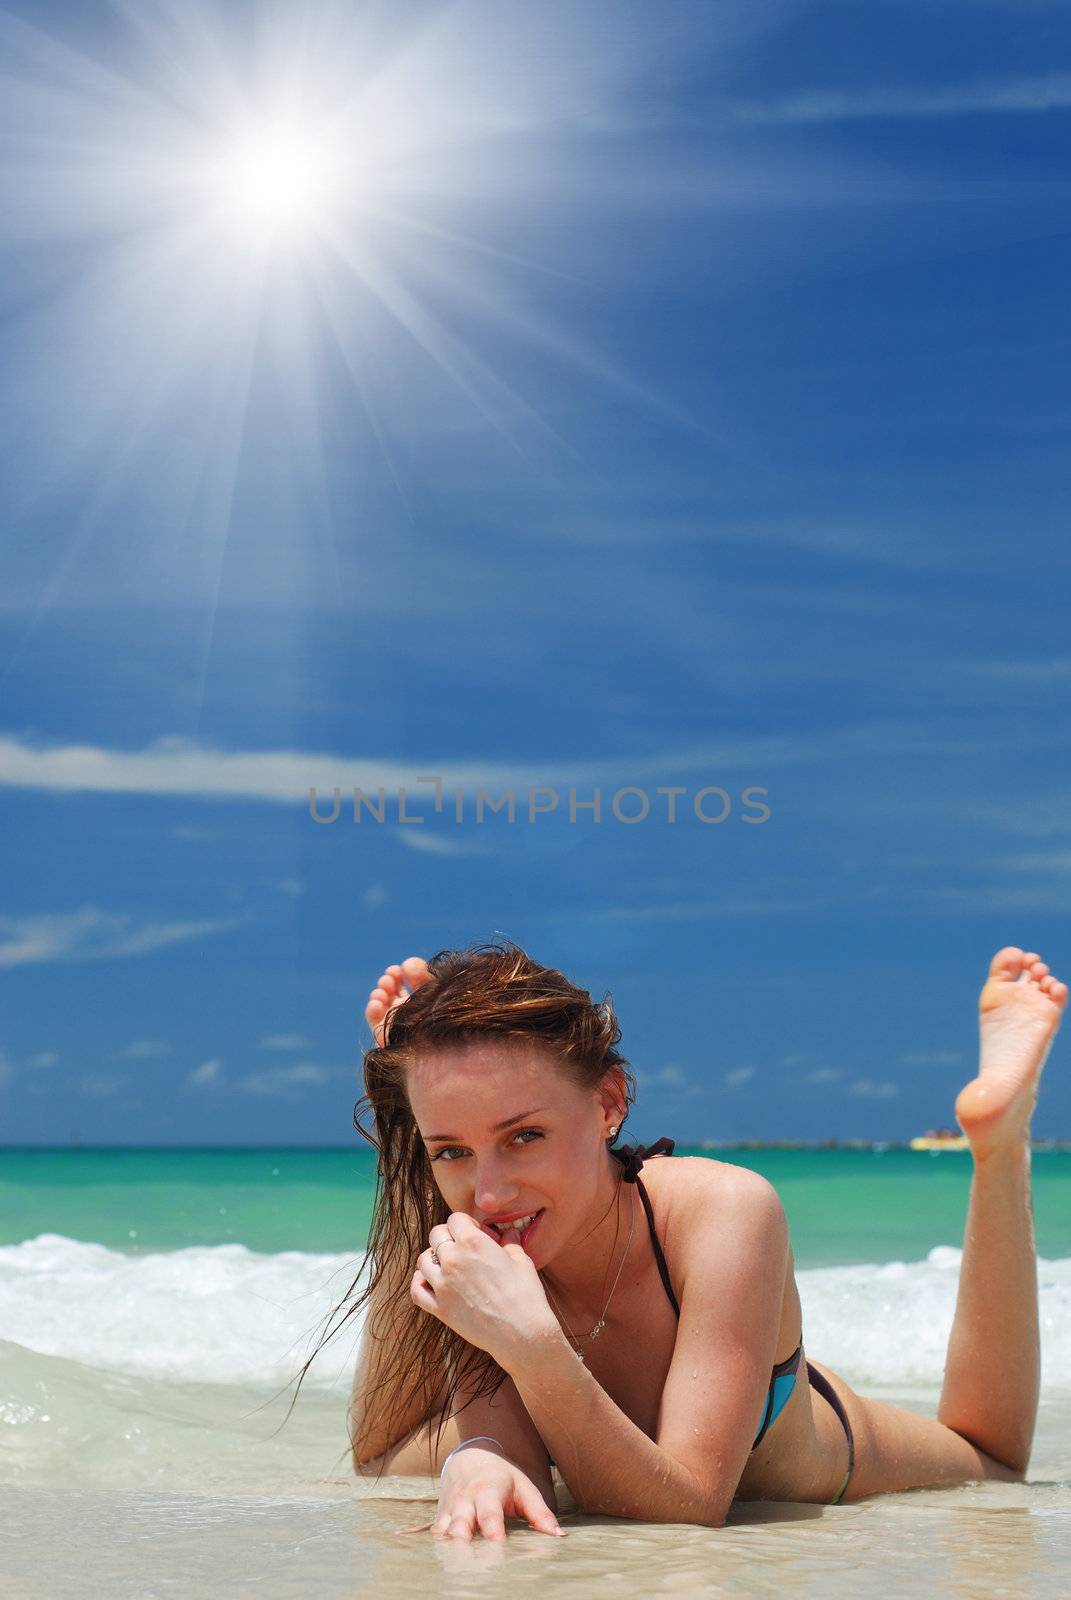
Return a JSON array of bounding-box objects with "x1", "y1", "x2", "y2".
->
[
  {"x1": 989, "y1": 947, "x2": 1026, "y2": 980},
  {"x1": 1026, "y1": 961, "x2": 1050, "y2": 983}
]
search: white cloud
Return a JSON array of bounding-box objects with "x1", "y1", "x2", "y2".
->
[
  {"x1": 186, "y1": 1057, "x2": 223, "y2": 1088},
  {"x1": 804, "y1": 1067, "x2": 843, "y2": 1085},
  {"x1": 396, "y1": 829, "x2": 488, "y2": 856},
  {"x1": 260, "y1": 1034, "x2": 311, "y2": 1051},
  {"x1": 723, "y1": 1066, "x2": 755, "y2": 1088},
  {"x1": 27, "y1": 1050, "x2": 60, "y2": 1069},
  {"x1": 120, "y1": 1039, "x2": 173, "y2": 1060},
  {"x1": 0, "y1": 728, "x2": 851, "y2": 809},
  {"x1": 901, "y1": 1051, "x2": 964, "y2": 1066},
  {"x1": 361, "y1": 883, "x2": 389, "y2": 910},
  {"x1": 730, "y1": 73, "x2": 1071, "y2": 127},
  {"x1": 79, "y1": 1072, "x2": 124, "y2": 1098},
  {"x1": 275, "y1": 877, "x2": 305, "y2": 897},
  {"x1": 0, "y1": 908, "x2": 248, "y2": 968},
  {"x1": 848, "y1": 1078, "x2": 900, "y2": 1099},
  {"x1": 239, "y1": 1062, "x2": 334, "y2": 1096}
]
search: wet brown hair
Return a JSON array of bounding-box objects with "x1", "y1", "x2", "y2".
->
[{"x1": 287, "y1": 939, "x2": 636, "y2": 1479}]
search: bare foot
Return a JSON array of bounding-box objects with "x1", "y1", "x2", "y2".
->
[
  {"x1": 955, "y1": 947, "x2": 1068, "y2": 1159},
  {"x1": 365, "y1": 956, "x2": 431, "y2": 1046}
]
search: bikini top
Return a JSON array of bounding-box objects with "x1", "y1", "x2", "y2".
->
[{"x1": 610, "y1": 1136, "x2": 806, "y2": 1453}]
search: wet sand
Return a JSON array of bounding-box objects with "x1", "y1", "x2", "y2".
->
[{"x1": 4, "y1": 1392, "x2": 1068, "y2": 1599}]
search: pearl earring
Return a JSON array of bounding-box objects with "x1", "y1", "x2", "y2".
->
[{"x1": 608, "y1": 1126, "x2": 619, "y2": 1140}]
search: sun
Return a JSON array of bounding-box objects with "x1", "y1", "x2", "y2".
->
[{"x1": 206, "y1": 117, "x2": 341, "y2": 239}]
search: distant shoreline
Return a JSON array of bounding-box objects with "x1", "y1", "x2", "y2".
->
[{"x1": 698, "y1": 1139, "x2": 1071, "y2": 1151}]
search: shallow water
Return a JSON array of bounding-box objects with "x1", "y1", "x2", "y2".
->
[{"x1": 3, "y1": 1400, "x2": 1069, "y2": 1600}]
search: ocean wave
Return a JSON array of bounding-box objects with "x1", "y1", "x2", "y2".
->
[{"x1": 2, "y1": 1234, "x2": 1069, "y2": 1394}]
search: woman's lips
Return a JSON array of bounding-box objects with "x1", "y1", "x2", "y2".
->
[
  {"x1": 483, "y1": 1208, "x2": 544, "y2": 1246},
  {"x1": 519, "y1": 1209, "x2": 544, "y2": 1247}
]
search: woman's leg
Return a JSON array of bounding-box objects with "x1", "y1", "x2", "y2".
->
[
  {"x1": 826, "y1": 947, "x2": 1065, "y2": 1501},
  {"x1": 934, "y1": 947, "x2": 1065, "y2": 1471},
  {"x1": 935, "y1": 1139, "x2": 1037, "y2": 1470}
]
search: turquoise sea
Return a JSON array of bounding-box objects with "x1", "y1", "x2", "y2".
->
[{"x1": 2, "y1": 1143, "x2": 1069, "y2": 1263}]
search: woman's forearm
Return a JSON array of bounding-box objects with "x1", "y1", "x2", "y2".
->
[{"x1": 502, "y1": 1327, "x2": 728, "y2": 1527}]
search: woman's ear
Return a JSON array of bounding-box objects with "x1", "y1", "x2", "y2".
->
[{"x1": 599, "y1": 1066, "x2": 628, "y2": 1133}]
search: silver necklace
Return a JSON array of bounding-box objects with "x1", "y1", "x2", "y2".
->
[{"x1": 539, "y1": 1181, "x2": 636, "y2": 1362}]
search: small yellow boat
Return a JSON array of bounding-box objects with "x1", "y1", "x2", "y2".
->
[{"x1": 909, "y1": 1128, "x2": 969, "y2": 1152}]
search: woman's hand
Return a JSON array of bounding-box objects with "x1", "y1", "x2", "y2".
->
[
  {"x1": 397, "y1": 1446, "x2": 566, "y2": 1542},
  {"x1": 411, "y1": 1212, "x2": 560, "y2": 1370}
]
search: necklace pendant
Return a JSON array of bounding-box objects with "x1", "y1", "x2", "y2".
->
[
  {"x1": 575, "y1": 1349, "x2": 585, "y2": 1363},
  {"x1": 589, "y1": 1320, "x2": 604, "y2": 1338}
]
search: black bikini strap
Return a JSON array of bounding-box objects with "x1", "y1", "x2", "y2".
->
[
  {"x1": 634, "y1": 1174, "x2": 681, "y2": 1317},
  {"x1": 609, "y1": 1137, "x2": 679, "y2": 1315}
]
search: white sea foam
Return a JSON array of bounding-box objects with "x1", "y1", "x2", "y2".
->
[{"x1": 2, "y1": 1235, "x2": 1070, "y2": 1395}]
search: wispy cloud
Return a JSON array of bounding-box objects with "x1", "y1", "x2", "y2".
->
[
  {"x1": 0, "y1": 724, "x2": 1044, "y2": 811},
  {"x1": 79, "y1": 1072, "x2": 124, "y2": 1098},
  {"x1": 0, "y1": 908, "x2": 247, "y2": 967},
  {"x1": 848, "y1": 1078, "x2": 900, "y2": 1099},
  {"x1": 261, "y1": 1034, "x2": 312, "y2": 1052},
  {"x1": 730, "y1": 73, "x2": 1071, "y2": 126},
  {"x1": 238, "y1": 1062, "x2": 334, "y2": 1097},
  {"x1": 652, "y1": 1064, "x2": 687, "y2": 1086},
  {"x1": 723, "y1": 1066, "x2": 755, "y2": 1087},
  {"x1": 186, "y1": 1057, "x2": 223, "y2": 1088},
  {"x1": 804, "y1": 1066, "x2": 843, "y2": 1085},
  {"x1": 901, "y1": 1051, "x2": 964, "y2": 1066},
  {"x1": 396, "y1": 829, "x2": 490, "y2": 857},
  {"x1": 361, "y1": 883, "x2": 389, "y2": 910},
  {"x1": 119, "y1": 1039, "x2": 172, "y2": 1060},
  {"x1": 26, "y1": 1050, "x2": 59, "y2": 1068}
]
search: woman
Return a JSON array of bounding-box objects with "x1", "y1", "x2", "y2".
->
[{"x1": 339, "y1": 940, "x2": 1064, "y2": 1542}]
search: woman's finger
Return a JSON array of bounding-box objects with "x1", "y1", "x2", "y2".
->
[
  {"x1": 438, "y1": 1507, "x2": 478, "y2": 1542},
  {"x1": 514, "y1": 1479, "x2": 567, "y2": 1537},
  {"x1": 473, "y1": 1484, "x2": 508, "y2": 1542},
  {"x1": 416, "y1": 1246, "x2": 442, "y2": 1277}
]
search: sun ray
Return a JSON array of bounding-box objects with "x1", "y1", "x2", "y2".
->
[{"x1": 0, "y1": 0, "x2": 797, "y2": 618}]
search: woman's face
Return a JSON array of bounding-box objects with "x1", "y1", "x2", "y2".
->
[{"x1": 406, "y1": 1039, "x2": 617, "y2": 1264}]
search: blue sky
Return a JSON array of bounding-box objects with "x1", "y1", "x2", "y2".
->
[{"x1": 1, "y1": 0, "x2": 1069, "y2": 1146}]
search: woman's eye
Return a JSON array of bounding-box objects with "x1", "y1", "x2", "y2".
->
[{"x1": 431, "y1": 1129, "x2": 543, "y2": 1162}]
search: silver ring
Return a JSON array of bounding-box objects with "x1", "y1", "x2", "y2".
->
[{"x1": 429, "y1": 1247, "x2": 440, "y2": 1266}]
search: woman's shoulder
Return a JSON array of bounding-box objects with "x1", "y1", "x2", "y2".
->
[
  {"x1": 646, "y1": 1151, "x2": 779, "y2": 1209},
  {"x1": 645, "y1": 1154, "x2": 786, "y2": 1261}
]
